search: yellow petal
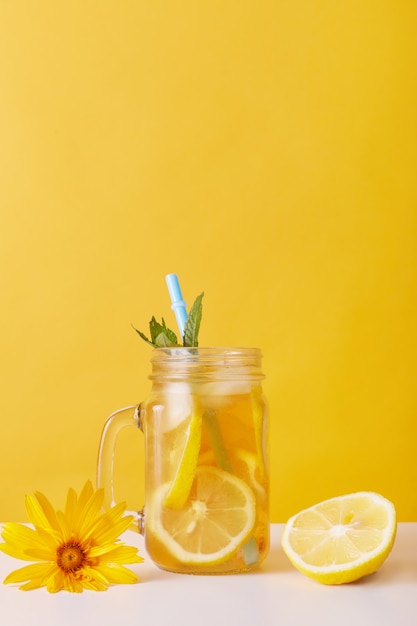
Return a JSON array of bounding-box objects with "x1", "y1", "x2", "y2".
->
[
  {"x1": 78, "y1": 574, "x2": 108, "y2": 591},
  {"x1": 35, "y1": 526, "x2": 61, "y2": 551},
  {"x1": 64, "y1": 487, "x2": 78, "y2": 528},
  {"x1": 94, "y1": 563, "x2": 139, "y2": 585},
  {"x1": 1, "y1": 522, "x2": 36, "y2": 546},
  {"x1": 46, "y1": 568, "x2": 65, "y2": 593},
  {"x1": 87, "y1": 542, "x2": 120, "y2": 557},
  {"x1": 19, "y1": 579, "x2": 45, "y2": 591},
  {"x1": 4, "y1": 562, "x2": 53, "y2": 585},
  {"x1": 77, "y1": 481, "x2": 95, "y2": 509},
  {"x1": 0, "y1": 523, "x2": 50, "y2": 560},
  {"x1": 33, "y1": 491, "x2": 61, "y2": 532},
  {"x1": 0, "y1": 543, "x2": 36, "y2": 562},
  {"x1": 56, "y1": 510, "x2": 72, "y2": 542},
  {"x1": 25, "y1": 495, "x2": 54, "y2": 531},
  {"x1": 90, "y1": 544, "x2": 143, "y2": 564},
  {"x1": 67, "y1": 576, "x2": 84, "y2": 593},
  {"x1": 81, "y1": 565, "x2": 110, "y2": 586},
  {"x1": 75, "y1": 489, "x2": 104, "y2": 537},
  {"x1": 24, "y1": 547, "x2": 56, "y2": 561},
  {"x1": 88, "y1": 508, "x2": 133, "y2": 544}
]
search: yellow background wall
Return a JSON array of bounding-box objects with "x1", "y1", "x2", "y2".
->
[{"x1": 1, "y1": 1, "x2": 416, "y2": 522}]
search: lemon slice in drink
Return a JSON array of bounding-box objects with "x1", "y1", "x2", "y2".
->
[
  {"x1": 281, "y1": 492, "x2": 397, "y2": 585},
  {"x1": 150, "y1": 466, "x2": 256, "y2": 565},
  {"x1": 164, "y1": 409, "x2": 202, "y2": 509}
]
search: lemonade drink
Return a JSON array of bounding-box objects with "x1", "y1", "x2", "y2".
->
[
  {"x1": 141, "y1": 347, "x2": 269, "y2": 574},
  {"x1": 97, "y1": 286, "x2": 270, "y2": 575}
]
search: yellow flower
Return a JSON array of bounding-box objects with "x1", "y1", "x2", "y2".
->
[{"x1": 0, "y1": 481, "x2": 144, "y2": 593}]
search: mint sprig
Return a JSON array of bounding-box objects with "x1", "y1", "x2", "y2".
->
[
  {"x1": 133, "y1": 292, "x2": 204, "y2": 348},
  {"x1": 183, "y1": 292, "x2": 204, "y2": 347},
  {"x1": 133, "y1": 317, "x2": 178, "y2": 347}
]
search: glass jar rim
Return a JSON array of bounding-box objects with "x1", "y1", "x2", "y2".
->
[
  {"x1": 150, "y1": 346, "x2": 262, "y2": 361},
  {"x1": 149, "y1": 346, "x2": 264, "y2": 381}
]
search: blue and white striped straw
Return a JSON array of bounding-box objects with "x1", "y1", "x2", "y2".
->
[{"x1": 165, "y1": 273, "x2": 188, "y2": 338}]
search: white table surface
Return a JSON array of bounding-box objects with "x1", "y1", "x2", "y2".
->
[{"x1": 0, "y1": 523, "x2": 416, "y2": 626}]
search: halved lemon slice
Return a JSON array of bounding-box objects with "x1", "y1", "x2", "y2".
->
[
  {"x1": 281, "y1": 492, "x2": 397, "y2": 584},
  {"x1": 149, "y1": 466, "x2": 256, "y2": 565}
]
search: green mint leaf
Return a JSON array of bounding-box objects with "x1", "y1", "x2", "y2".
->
[
  {"x1": 149, "y1": 317, "x2": 178, "y2": 346},
  {"x1": 154, "y1": 332, "x2": 178, "y2": 347},
  {"x1": 131, "y1": 325, "x2": 155, "y2": 347},
  {"x1": 132, "y1": 317, "x2": 178, "y2": 348},
  {"x1": 183, "y1": 292, "x2": 204, "y2": 347}
]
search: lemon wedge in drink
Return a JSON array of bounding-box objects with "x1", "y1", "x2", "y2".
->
[
  {"x1": 164, "y1": 408, "x2": 202, "y2": 509},
  {"x1": 281, "y1": 491, "x2": 397, "y2": 584},
  {"x1": 150, "y1": 466, "x2": 256, "y2": 565},
  {"x1": 251, "y1": 390, "x2": 267, "y2": 481}
]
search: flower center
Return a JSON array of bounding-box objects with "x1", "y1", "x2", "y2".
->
[{"x1": 56, "y1": 541, "x2": 87, "y2": 573}]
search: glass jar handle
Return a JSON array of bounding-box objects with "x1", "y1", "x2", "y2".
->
[{"x1": 96, "y1": 404, "x2": 144, "y2": 533}]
